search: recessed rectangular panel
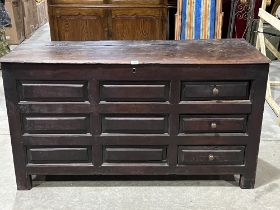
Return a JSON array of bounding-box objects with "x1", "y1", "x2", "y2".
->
[
  {"x1": 178, "y1": 146, "x2": 245, "y2": 165},
  {"x1": 180, "y1": 115, "x2": 247, "y2": 133},
  {"x1": 23, "y1": 114, "x2": 90, "y2": 134},
  {"x1": 181, "y1": 81, "x2": 249, "y2": 101},
  {"x1": 103, "y1": 146, "x2": 167, "y2": 163},
  {"x1": 102, "y1": 115, "x2": 169, "y2": 134},
  {"x1": 100, "y1": 81, "x2": 170, "y2": 102},
  {"x1": 19, "y1": 81, "x2": 88, "y2": 102},
  {"x1": 27, "y1": 147, "x2": 92, "y2": 164}
]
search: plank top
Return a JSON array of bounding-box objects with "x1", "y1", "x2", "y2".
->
[{"x1": 0, "y1": 39, "x2": 270, "y2": 65}]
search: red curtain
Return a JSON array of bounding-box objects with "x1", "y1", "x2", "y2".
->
[{"x1": 222, "y1": 0, "x2": 262, "y2": 38}]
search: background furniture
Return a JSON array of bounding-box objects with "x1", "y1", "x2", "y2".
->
[
  {"x1": 4, "y1": 0, "x2": 48, "y2": 45},
  {"x1": 172, "y1": 0, "x2": 265, "y2": 39},
  {"x1": 175, "y1": 0, "x2": 223, "y2": 40},
  {"x1": 48, "y1": 0, "x2": 168, "y2": 40},
  {"x1": 1, "y1": 39, "x2": 269, "y2": 190},
  {"x1": 256, "y1": 0, "x2": 280, "y2": 124},
  {"x1": 247, "y1": 20, "x2": 280, "y2": 60}
]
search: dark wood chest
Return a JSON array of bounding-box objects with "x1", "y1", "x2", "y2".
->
[{"x1": 1, "y1": 40, "x2": 270, "y2": 190}]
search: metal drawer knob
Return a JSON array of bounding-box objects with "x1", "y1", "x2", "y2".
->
[
  {"x1": 213, "y1": 87, "x2": 219, "y2": 96},
  {"x1": 132, "y1": 68, "x2": 137, "y2": 74},
  {"x1": 211, "y1": 122, "x2": 217, "y2": 129},
  {"x1": 209, "y1": 154, "x2": 215, "y2": 161}
]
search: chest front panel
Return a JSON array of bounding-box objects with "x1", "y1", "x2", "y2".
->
[{"x1": 4, "y1": 63, "x2": 267, "y2": 174}]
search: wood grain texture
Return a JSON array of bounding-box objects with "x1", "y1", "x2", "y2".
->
[
  {"x1": 111, "y1": 8, "x2": 166, "y2": 40},
  {"x1": 1, "y1": 40, "x2": 269, "y2": 190},
  {"x1": 54, "y1": 8, "x2": 108, "y2": 41},
  {"x1": 47, "y1": 0, "x2": 168, "y2": 41},
  {"x1": 0, "y1": 40, "x2": 270, "y2": 64}
]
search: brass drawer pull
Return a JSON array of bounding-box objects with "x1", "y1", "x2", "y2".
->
[
  {"x1": 211, "y1": 122, "x2": 217, "y2": 129},
  {"x1": 213, "y1": 87, "x2": 219, "y2": 96},
  {"x1": 209, "y1": 154, "x2": 215, "y2": 161}
]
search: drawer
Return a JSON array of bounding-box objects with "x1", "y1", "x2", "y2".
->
[
  {"x1": 178, "y1": 146, "x2": 245, "y2": 165},
  {"x1": 102, "y1": 115, "x2": 169, "y2": 134},
  {"x1": 181, "y1": 81, "x2": 249, "y2": 101},
  {"x1": 180, "y1": 115, "x2": 247, "y2": 133},
  {"x1": 22, "y1": 114, "x2": 90, "y2": 134},
  {"x1": 103, "y1": 146, "x2": 167, "y2": 163},
  {"x1": 18, "y1": 81, "x2": 88, "y2": 102},
  {"x1": 100, "y1": 81, "x2": 169, "y2": 102},
  {"x1": 27, "y1": 146, "x2": 92, "y2": 164}
]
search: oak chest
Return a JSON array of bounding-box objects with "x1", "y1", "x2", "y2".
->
[
  {"x1": 1, "y1": 39, "x2": 270, "y2": 190},
  {"x1": 47, "y1": 0, "x2": 168, "y2": 41}
]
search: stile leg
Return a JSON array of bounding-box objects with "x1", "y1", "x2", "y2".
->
[
  {"x1": 239, "y1": 174, "x2": 256, "y2": 189},
  {"x1": 16, "y1": 174, "x2": 32, "y2": 190}
]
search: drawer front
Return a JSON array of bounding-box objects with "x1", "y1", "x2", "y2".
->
[
  {"x1": 23, "y1": 114, "x2": 90, "y2": 134},
  {"x1": 178, "y1": 146, "x2": 245, "y2": 165},
  {"x1": 102, "y1": 115, "x2": 169, "y2": 134},
  {"x1": 103, "y1": 146, "x2": 167, "y2": 163},
  {"x1": 27, "y1": 147, "x2": 92, "y2": 164},
  {"x1": 181, "y1": 81, "x2": 249, "y2": 101},
  {"x1": 180, "y1": 115, "x2": 247, "y2": 133},
  {"x1": 100, "y1": 81, "x2": 170, "y2": 102},
  {"x1": 19, "y1": 81, "x2": 88, "y2": 102}
]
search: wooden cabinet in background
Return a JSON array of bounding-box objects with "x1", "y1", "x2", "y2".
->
[
  {"x1": 48, "y1": 0, "x2": 168, "y2": 41},
  {"x1": 111, "y1": 8, "x2": 165, "y2": 40},
  {"x1": 52, "y1": 8, "x2": 108, "y2": 41}
]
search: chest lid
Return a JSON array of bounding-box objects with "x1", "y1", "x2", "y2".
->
[{"x1": 0, "y1": 39, "x2": 270, "y2": 65}]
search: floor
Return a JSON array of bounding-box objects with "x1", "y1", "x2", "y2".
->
[{"x1": 0, "y1": 24, "x2": 279, "y2": 210}]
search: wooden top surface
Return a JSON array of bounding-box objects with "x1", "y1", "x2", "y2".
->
[
  {"x1": 0, "y1": 39, "x2": 270, "y2": 65},
  {"x1": 48, "y1": 0, "x2": 166, "y2": 5}
]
